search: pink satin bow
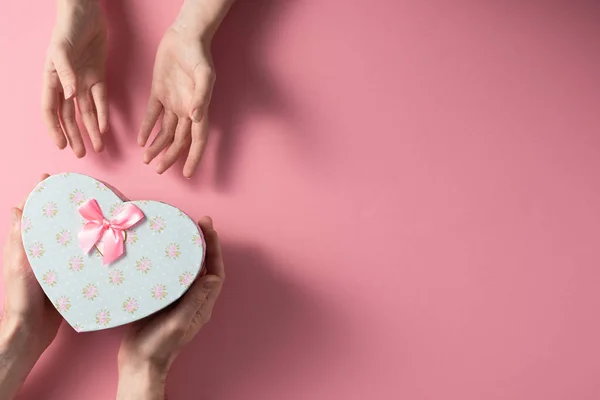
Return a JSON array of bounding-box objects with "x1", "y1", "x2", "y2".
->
[{"x1": 78, "y1": 199, "x2": 144, "y2": 265}]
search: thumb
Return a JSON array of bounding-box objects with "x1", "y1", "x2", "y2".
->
[
  {"x1": 5, "y1": 208, "x2": 37, "y2": 291},
  {"x1": 5, "y1": 207, "x2": 27, "y2": 266},
  {"x1": 170, "y1": 274, "x2": 221, "y2": 328},
  {"x1": 52, "y1": 45, "x2": 77, "y2": 100},
  {"x1": 9, "y1": 207, "x2": 23, "y2": 241},
  {"x1": 189, "y1": 67, "x2": 215, "y2": 123}
]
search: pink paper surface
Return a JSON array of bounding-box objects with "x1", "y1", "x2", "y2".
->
[{"x1": 1, "y1": 1, "x2": 600, "y2": 399}]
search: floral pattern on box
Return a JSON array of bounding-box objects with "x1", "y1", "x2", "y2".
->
[{"x1": 21, "y1": 173, "x2": 205, "y2": 332}]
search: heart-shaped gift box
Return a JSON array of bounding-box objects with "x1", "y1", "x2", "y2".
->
[{"x1": 21, "y1": 173, "x2": 205, "y2": 332}]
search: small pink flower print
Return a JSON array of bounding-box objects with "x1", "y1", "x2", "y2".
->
[
  {"x1": 82, "y1": 283, "x2": 99, "y2": 300},
  {"x1": 56, "y1": 229, "x2": 72, "y2": 246},
  {"x1": 149, "y1": 217, "x2": 166, "y2": 233},
  {"x1": 69, "y1": 256, "x2": 84, "y2": 272},
  {"x1": 126, "y1": 230, "x2": 138, "y2": 245},
  {"x1": 123, "y1": 297, "x2": 139, "y2": 314},
  {"x1": 165, "y1": 243, "x2": 181, "y2": 259},
  {"x1": 136, "y1": 257, "x2": 152, "y2": 274},
  {"x1": 42, "y1": 202, "x2": 58, "y2": 218},
  {"x1": 28, "y1": 242, "x2": 45, "y2": 258},
  {"x1": 110, "y1": 203, "x2": 125, "y2": 218},
  {"x1": 109, "y1": 269, "x2": 124, "y2": 285},
  {"x1": 55, "y1": 296, "x2": 71, "y2": 312},
  {"x1": 179, "y1": 272, "x2": 195, "y2": 287},
  {"x1": 192, "y1": 234, "x2": 203, "y2": 248},
  {"x1": 151, "y1": 284, "x2": 168, "y2": 300},
  {"x1": 73, "y1": 323, "x2": 83, "y2": 332},
  {"x1": 96, "y1": 310, "x2": 111, "y2": 326},
  {"x1": 96, "y1": 181, "x2": 108, "y2": 191},
  {"x1": 21, "y1": 216, "x2": 32, "y2": 233},
  {"x1": 69, "y1": 189, "x2": 86, "y2": 205},
  {"x1": 43, "y1": 270, "x2": 58, "y2": 287}
]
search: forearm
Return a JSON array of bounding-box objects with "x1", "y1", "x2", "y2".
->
[
  {"x1": 0, "y1": 318, "x2": 40, "y2": 399},
  {"x1": 174, "y1": 0, "x2": 236, "y2": 41}
]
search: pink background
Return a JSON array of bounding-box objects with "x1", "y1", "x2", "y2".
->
[{"x1": 1, "y1": 1, "x2": 600, "y2": 399}]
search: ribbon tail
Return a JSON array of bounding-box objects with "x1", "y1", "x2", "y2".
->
[
  {"x1": 102, "y1": 228, "x2": 124, "y2": 265},
  {"x1": 79, "y1": 223, "x2": 104, "y2": 254}
]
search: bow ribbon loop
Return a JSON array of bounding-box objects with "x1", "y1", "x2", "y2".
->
[{"x1": 78, "y1": 199, "x2": 144, "y2": 265}]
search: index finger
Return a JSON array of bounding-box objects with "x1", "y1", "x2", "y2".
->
[
  {"x1": 42, "y1": 72, "x2": 67, "y2": 149},
  {"x1": 183, "y1": 117, "x2": 209, "y2": 179},
  {"x1": 138, "y1": 97, "x2": 163, "y2": 147},
  {"x1": 91, "y1": 82, "x2": 109, "y2": 134}
]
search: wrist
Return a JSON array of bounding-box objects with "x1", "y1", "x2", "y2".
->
[
  {"x1": 0, "y1": 311, "x2": 48, "y2": 359},
  {"x1": 0, "y1": 316, "x2": 41, "y2": 399},
  {"x1": 172, "y1": 0, "x2": 234, "y2": 42},
  {"x1": 117, "y1": 361, "x2": 167, "y2": 400}
]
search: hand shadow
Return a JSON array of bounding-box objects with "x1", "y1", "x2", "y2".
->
[
  {"x1": 176, "y1": 0, "x2": 299, "y2": 188},
  {"x1": 16, "y1": 241, "x2": 343, "y2": 399},
  {"x1": 17, "y1": 326, "x2": 123, "y2": 399},
  {"x1": 166, "y1": 242, "x2": 340, "y2": 400}
]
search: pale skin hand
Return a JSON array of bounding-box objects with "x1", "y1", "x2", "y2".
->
[
  {"x1": 0, "y1": 175, "x2": 63, "y2": 399},
  {"x1": 42, "y1": 0, "x2": 108, "y2": 157},
  {"x1": 138, "y1": 0, "x2": 235, "y2": 178},
  {"x1": 116, "y1": 216, "x2": 225, "y2": 399}
]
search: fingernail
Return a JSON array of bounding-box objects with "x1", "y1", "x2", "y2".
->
[
  {"x1": 64, "y1": 85, "x2": 74, "y2": 99},
  {"x1": 191, "y1": 108, "x2": 203, "y2": 123}
]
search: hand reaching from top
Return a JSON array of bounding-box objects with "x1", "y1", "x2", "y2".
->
[
  {"x1": 42, "y1": 0, "x2": 108, "y2": 157},
  {"x1": 138, "y1": 0, "x2": 235, "y2": 178},
  {"x1": 138, "y1": 27, "x2": 215, "y2": 178}
]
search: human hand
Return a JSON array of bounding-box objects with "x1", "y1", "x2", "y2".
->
[
  {"x1": 42, "y1": 0, "x2": 108, "y2": 158},
  {"x1": 138, "y1": 0, "x2": 234, "y2": 178},
  {"x1": 0, "y1": 174, "x2": 62, "y2": 399},
  {"x1": 138, "y1": 26, "x2": 214, "y2": 178},
  {"x1": 116, "y1": 216, "x2": 225, "y2": 399}
]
